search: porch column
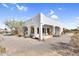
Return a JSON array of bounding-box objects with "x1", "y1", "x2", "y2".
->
[
  {"x1": 53, "y1": 26, "x2": 55, "y2": 35},
  {"x1": 39, "y1": 23, "x2": 43, "y2": 40},
  {"x1": 28, "y1": 27, "x2": 30, "y2": 36},
  {"x1": 34, "y1": 27, "x2": 37, "y2": 35},
  {"x1": 45, "y1": 27, "x2": 47, "y2": 35},
  {"x1": 59, "y1": 28, "x2": 61, "y2": 35}
]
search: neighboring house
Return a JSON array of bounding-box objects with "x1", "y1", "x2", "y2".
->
[{"x1": 24, "y1": 13, "x2": 63, "y2": 40}]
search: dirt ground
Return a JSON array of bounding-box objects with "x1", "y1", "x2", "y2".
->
[{"x1": 0, "y1": 33, "x2": 79, "y2": 56}]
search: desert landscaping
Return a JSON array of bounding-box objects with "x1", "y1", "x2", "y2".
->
[
  {"x1": 0, "y1": 3, "x2": 79, "y2": 56},
  {"x1": 0, "y1": 14, "x2": 79, "y2": 56},
  {"x1": 0, "y1": 32, "x2": 79, "y2": 56}
]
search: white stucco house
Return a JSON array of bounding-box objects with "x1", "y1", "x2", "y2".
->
[{"x1": 24, "y1": 13, "x2": 63, "y2": 40}]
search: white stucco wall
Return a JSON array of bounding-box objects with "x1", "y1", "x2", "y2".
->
[
  {"x1": 25, "y1": 14, "x2": 40, "y2": 27},
  {"x1": 25, "y1": 13, "x2": 63, "y2": 36},
  {"x1": 40, "y1": 13, "x2": 63, "y2": 34},
  {"x1": 24, "y1": 14, "x2": 40, "y2": 36}
]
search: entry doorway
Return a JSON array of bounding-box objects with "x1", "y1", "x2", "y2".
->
[
  {"x1": 31, "y1": 26, "x2": 34, "y2": 34},
  {"x1": 30, "y1": 26, "x2": 34, "y2": 38}
]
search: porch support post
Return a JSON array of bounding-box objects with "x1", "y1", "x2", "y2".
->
[
  {"x1": 59, "y1": 27, "x2": 61, "y2": 35},
  {"x1": 39, "y1": 23, "x2": 43, "y2": 40},
  {"x1": 28, "y1": 27, "x2": 30, "y2": 37},
  {"x1": 53, "y1": 26, "x2": 55, "y2": 35},
  {"x1": 34, "y1": 27, "x2": 37, "y2": 35},
  {"x1": 46, "y1": 27, "x2": 48, "y2": 35}
]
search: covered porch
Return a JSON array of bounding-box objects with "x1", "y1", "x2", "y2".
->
[
  {"x1": 28, "y1": 24, "x2": 61, "y2": 40},
  {"x1": 38, "y1": 24, "x2": 61, "y2": 40},
  {"x1": 23, "y1": 24, "x2": 61, "y2": 40}
]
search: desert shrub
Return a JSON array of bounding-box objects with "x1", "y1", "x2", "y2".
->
[
  {"x1": 63, "y1": 28, "x2": 71, "y2": 34},
  {"x1": 70, "y1": 32, "x2": 79, "y2": 47},
  {"x1": 0, "y1": 47, "x2": 6, "y2": 53}
]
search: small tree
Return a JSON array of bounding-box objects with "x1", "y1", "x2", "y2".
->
[
  {"x1": 5, "y1": 18, "x2": 25, "y2": 36},
  {"x1": 16, "y1": 20, "x2": 25, "y2": 36}
]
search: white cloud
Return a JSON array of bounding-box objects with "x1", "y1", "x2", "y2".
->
[
  {"x1": 76, "y1": 17, "x2": 79, "y2": 19},
  {"x1": 51, "y1": 15, "x2": 58, "y2": 19},
  {"x1": 74, "y1": 17, "x2": 79, "y2": 25},
  {"x1": 58, "y1": 8, "x2": 62, "y2": 10},
  {"x1": 2, "y1": 3, "x2": 8, "y2": 8},
  {"x1": 49, "y1": 10, "x2": 58, "y2": 19},
  {"x1": 49, "y1": 10, "x2": 54, "y2": 15},
  {"x1": 64, "y1": 22, "x2": 77, "y2": 29},
  {"x1": 16, "y1": 5, "x2": 28, "y2": 11}
]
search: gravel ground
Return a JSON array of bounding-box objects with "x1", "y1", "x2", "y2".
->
[{"x1": 0, "y1": 33, "x2": 79, "y2": 56}]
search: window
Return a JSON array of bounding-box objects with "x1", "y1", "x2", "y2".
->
[
  {"x1": 37, "y1": 28, "x2": 39, "y2": 34},
  {"x1": 43, "y1": 28, "x2": 44, "y2": 33},
  {"x1": 43, "y1": 28, "x2": 46, "y2": 34}
]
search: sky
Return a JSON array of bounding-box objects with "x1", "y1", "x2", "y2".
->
[{"x1": 0, "y1": 3, "x2": 79, "y2": 29}]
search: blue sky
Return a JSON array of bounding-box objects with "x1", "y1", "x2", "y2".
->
[{"x1": 0, "y1": 3, "x2": 79, "y2": 29}]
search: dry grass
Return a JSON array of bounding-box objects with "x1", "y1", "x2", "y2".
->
[
  {"x1": 70, "y1": 31, "x2": 79, "y2": 47},
  {"x1": 0, "y1": 47, "x2": 6, "y2": 54}
]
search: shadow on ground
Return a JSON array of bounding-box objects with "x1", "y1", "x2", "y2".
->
[{"x1": 49, "y1": 42, "x2": 79, "y2": 56}]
